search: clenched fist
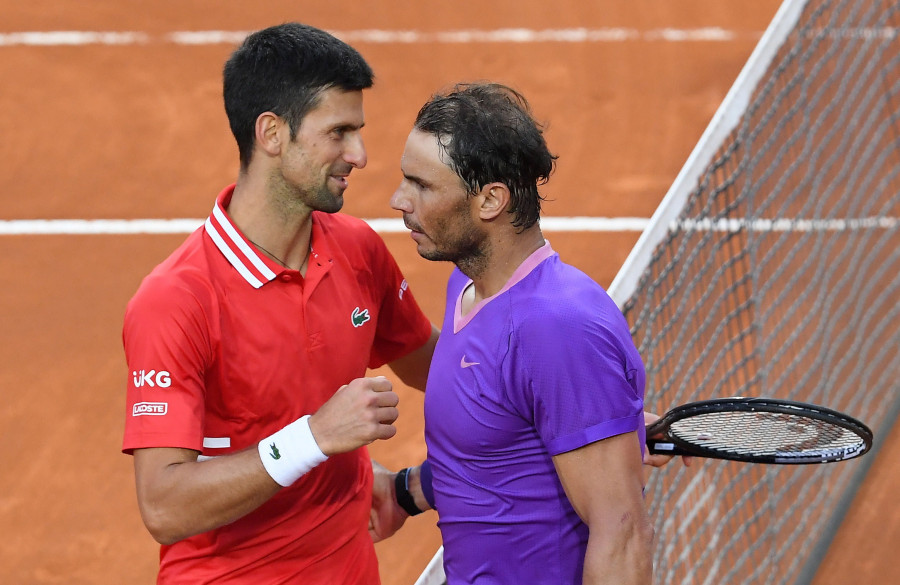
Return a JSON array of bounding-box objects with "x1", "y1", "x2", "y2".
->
[{"x1": 308, "y1": 376, "x2": 400, "y2": 455}]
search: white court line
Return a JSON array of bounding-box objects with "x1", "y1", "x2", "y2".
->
[
  {"x1": 2, "y1": 27, "x2": 893, "y2": 47},
  {"x1": 0, "y1": 217, "x2": 650, "y2": 235},
  {"x1": 2, "y1": 216, "x2": 896, "y2": 235},
  {"x1": 0, "y1": 219, "x2": 206, "y2": 235},
  {"x1": 0, "y1": 28, "x2": 761, "y2": 47}
]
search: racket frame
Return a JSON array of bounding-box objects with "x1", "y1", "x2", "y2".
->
[{"x1": 645, "y1": 397, "x2": 873, "y2": 464}]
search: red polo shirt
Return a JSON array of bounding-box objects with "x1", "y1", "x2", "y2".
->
[{"x1": 122, "y1": 185, "x2": 433, "y2": 584}]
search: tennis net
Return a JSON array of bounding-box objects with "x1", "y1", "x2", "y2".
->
[
  {"x1": 414, "y1": 0, "x2": 900, "y2": 582},
  {"x1": 610, "y1": 0, "x2": 900, "y2": 583}
]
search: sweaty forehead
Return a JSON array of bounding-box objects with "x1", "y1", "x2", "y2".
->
[{"x1": 402, "y1": 129, "x2": 453, "y2": 172}]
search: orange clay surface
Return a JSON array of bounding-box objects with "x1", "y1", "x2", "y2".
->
[{"x1": 0, "y1": 1, "x2": 895, "y2": 583}]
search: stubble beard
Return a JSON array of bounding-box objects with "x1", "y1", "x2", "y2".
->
[
  {"x1": 277, "y1": 178, "x2": 344, "y2": 216},
  {"x1": 273, "y1": 158, "x2": 348, "y2": 215},
  {"x1": 420, "y1": 222, "x2": 489, "y2": 280},
  {"x1": 306, "y1": 182, "x2": 345, "y2": 214}
]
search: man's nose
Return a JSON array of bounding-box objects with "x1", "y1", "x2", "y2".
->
[
  {"x1": 389, "y1": 184, "x2": 410, "y2": 212},
  {"x1": 344, "y1": 133, "x2": 367, "y2": 169}
]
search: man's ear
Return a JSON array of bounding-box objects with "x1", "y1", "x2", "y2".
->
[
  {"x1": 254, "y1": 112, "x2": 285, "y2": 157},
  {"x1": 478, "y1": 182, "x2": 511, "y2": 221}
]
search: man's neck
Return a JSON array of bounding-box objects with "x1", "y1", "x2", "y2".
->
[
  {"x1": 467, "y1": 226, "x2": 545, "y2": 303},
  {"x1": 228, "y1": 175, "x2": 314, "y2": 272}
]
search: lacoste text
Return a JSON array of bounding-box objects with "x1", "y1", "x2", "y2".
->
[{"x1": 133, "y1": 402, "x2": 168, "y2": 416}]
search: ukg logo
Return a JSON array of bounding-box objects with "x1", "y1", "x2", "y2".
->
[{"x1": 132, "y1": 369, "x2": 172, "y2": 388}]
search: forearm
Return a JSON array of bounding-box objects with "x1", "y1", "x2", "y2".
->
[
  {"x1": 582, "y1": 512, "x2": 654, "y2": 585},
  {"x1": 137, "y1": 376, "x2": 396, "y2": 545},
  {"x1": 368, "y1": 460, "x2": 434, "y2": 542},
  {"x1": 388, "y1": 326, "x2": 439, "y2": 391}
]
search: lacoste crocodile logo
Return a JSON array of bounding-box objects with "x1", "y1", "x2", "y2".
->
[
  {"x1": 460, "y1": 355, "x2": 480, "y2": 368},
  {"x1": 269, "y1": 443, "x2": 281, "y2": 460},
  {"x1": 351, "y1": 307, "x2": 371, "y2": 327}
]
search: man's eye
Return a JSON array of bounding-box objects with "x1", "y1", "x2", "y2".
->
[{"x1": 406, "y1": 178, "x2": 426, "y2": 190}]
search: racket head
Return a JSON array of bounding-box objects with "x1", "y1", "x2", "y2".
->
[{"x1": 646, "y1": 397, "x2": 873, "y2": 464}]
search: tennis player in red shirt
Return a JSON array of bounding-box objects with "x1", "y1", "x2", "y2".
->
[{"x1": 122, "y1": 23, "x2": 438, "y2": 584}]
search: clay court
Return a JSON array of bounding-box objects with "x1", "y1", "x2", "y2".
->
[{"x1": 0, "y1": 1, "x2": 896, "y2": 583}]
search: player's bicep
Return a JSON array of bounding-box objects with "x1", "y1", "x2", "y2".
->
[
  {"x1": 552, "y1": 431, "x2": 646, "y2": 526},
  {"x1": 134, "y1": 447, "x2": 199, "y2": 489},
  {"x1": 132, "y1": 447, "x2": 199, "y2": 518},
  {"x1": 554, "y1": 432, "x2": 654, "y2": 583}
]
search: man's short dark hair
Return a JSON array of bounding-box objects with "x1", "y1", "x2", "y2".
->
[
  {"x1": 223, "y1": 23, "x2": 374, "y2": 168},
  {"x1": 413, "y1": 83, "x2": 557, "y2": 230}
]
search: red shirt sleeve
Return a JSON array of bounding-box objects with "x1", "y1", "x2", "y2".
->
[
  {"x1": 363, "y1": 229, "x2": 433, "y2": 369},
  {"x1": 122, "y1": 270, "x2": 213, "y2": 454}
]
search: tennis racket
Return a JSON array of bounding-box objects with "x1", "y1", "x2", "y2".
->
[{"x1": 645, "y1": 397, "x2": 873, "y2": 464}]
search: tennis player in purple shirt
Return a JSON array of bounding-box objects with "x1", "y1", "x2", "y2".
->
[{"x1": 378, "y1": 83, "x2": 655, "y2": 584}]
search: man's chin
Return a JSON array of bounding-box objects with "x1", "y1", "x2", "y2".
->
[
  {"x1": 313, "y1": 191, "x2": 344, "y2": 214},
  {"x1": 418, "y1": 247, "x2": 453, "y2": 263}
]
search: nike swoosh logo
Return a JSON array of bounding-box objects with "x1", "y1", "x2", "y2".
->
[{"x1": 460, "y1": 355, "x2": 480, "y2": 368}]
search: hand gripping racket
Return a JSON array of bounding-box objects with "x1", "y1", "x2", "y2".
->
[{"x1": 645, "y1": 397, "x2": 873, "y2": 464}]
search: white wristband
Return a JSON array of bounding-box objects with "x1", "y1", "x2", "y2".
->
[{"x1": 258, "y1": 415, "x2": 328, "y2": 487}]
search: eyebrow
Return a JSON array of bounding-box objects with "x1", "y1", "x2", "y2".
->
[
  {"x1": 402, "y1": 171, "x2": 430, "y2": 187},
  {"x1": 335, "y1": 121, "x2": 365, "y2": 131}
]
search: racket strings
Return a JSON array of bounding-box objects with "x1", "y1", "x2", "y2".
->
[{"x1": 668, "y1": 411, "x2": 864, "y2": 457}]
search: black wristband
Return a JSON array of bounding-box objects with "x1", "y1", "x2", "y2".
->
[{"x1": 394, "y1": 467, "x2": 424, "y2": 516}]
